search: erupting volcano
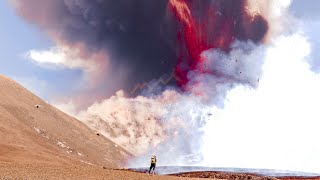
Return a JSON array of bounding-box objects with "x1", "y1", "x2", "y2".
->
[{"x1": 168, "y1": 0, "x2": 269, "y2": 87}]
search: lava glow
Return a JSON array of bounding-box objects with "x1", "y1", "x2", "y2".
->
[
  {"x1": 168, "y1": 0, "x2": 193, "y2": 27},
  {"x1": 168, "y1": 0, "x2": 268, "y2": 87}
]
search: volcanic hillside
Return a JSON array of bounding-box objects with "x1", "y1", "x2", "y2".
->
[
  {"x1": 0, "y1": 74, "x2": 219, "y2": 180},
  {"x1": 0, "y1": 74, "x2": 131, "y2": 167}
]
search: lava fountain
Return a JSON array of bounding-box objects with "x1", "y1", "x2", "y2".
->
[{"x1": 168, "y1": 0, "x2": 269, "y2": 87}]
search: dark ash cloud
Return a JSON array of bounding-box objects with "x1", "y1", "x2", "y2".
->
[
  {"x1": 10, "y1": 0, "x2": 268, "y2": 98},
  {"x1": 11, "y1": 0, "x2": 178, "y2": 93}
]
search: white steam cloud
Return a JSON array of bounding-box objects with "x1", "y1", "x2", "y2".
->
[
  {"x1": 55, "y1": 0, "x2": 320, "y2": 174},
  {"x1": 201, "y1": 32, "x2": 320, "y2": 173}
]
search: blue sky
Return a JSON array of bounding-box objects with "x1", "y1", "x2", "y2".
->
[
  {"x1": 291, "y1": 0, "x2": 320, "y2": 73},
  {"x1": 0, "y1": 0, "x2": 84, "y2": 101}
]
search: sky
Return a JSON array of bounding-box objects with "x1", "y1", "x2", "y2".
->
[
  {"x1": 290, "y1": 0, "x2": 320, "y2": 70},
  {"x1": 0, "y1": 0, "x2": 84, "y2": 102}
]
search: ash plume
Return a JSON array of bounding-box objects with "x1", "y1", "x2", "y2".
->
[
  {"x1": 11, "y1": 0, "x2": 270, "y2": 157},
  {"x1": 10, "y1": 0, "x2": 270, "y2": 95},
  {"x1": 11, "y1": 0, "x2": 320, "y2": 173},
  {"x1": 10, "y1": 0, "x2": 178, "y2": 95}
]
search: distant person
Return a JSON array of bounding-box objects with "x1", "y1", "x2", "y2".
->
[{"x1": 148, "y1": 154, "x2": 156, "y2": 174}]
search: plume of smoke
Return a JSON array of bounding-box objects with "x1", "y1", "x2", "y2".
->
[
  {"x1": 10, "y1": 0, "x2": 270, "y2": 96},
  {"x1": 73, "y1": 89, "x2": 209, "y2": 157},
  {"x1": 199, "y1": 41, "x2": 265, "y2": 86},
  {"x1": 73, "y1": 89, "x2": 213, "y2": 165},
  {"x1": 77, "y1": 90, "x2": 172, "y2": 155},
  {"x1": 13, "y1": 0, "x2": 320, "y2": 174},
  {"x1": 53, "y1": 4, "x2": 320, "y2": 174},
  {"x1": 9, "y1": 0, "x2": 177, "y2": 95},
  {"x1": 46, "y1": 0, "x2": 274, "y2": 167},
  {"x1": 64, "y1": 39, "x2": 266, "y2": 168}
]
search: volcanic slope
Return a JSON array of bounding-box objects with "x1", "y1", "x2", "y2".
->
[{"x1": 0, "y1": 74, "x2": 131, "y2": 167}]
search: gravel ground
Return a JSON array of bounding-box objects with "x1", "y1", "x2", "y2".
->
[{"x1": 0, "y1": 162, "x2": 209, "y2": 180}]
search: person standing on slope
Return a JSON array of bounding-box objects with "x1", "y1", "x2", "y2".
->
[{"x1": 148, "y1": 154, "x2": 156, "y2": 174}]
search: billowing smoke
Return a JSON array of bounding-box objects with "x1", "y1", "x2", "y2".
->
[
  {"x1": 11, "y1": 0, "x2": 270, "y2": 156},
  {"x1": 168, "y1": 0, "x2": 268, "y2": 87},
  {"x1": 10, "y1": 0, "x2": 178, "y2": 96},
  {"x1": 10, "y1": 0, "x2": 269, "y2": 94},
  {"x1": 75, "y1": 88, "x2": 214, "y2": 162},
  {"x1": 10, "y1": 0, "x2": 320, "y2": 174}
]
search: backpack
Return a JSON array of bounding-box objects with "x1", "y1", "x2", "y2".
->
[{"x1": 151, "y1": 157, "x2": 156, "y2": 164}]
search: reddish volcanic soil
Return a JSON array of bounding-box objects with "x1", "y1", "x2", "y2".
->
[
  {"x1": 171, "y1": 171, "x2": 320, "y2": 180},
  {"x1": 172, "y1": 171, "x2": 278, "y2": 179},
  {"x1": 0, "y1": 74, "x2": 131, "y2": 167}
]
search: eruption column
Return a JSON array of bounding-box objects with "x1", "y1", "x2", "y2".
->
[{"x1": 168, "y1": 0, "x2": 268, "y2": 87}]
